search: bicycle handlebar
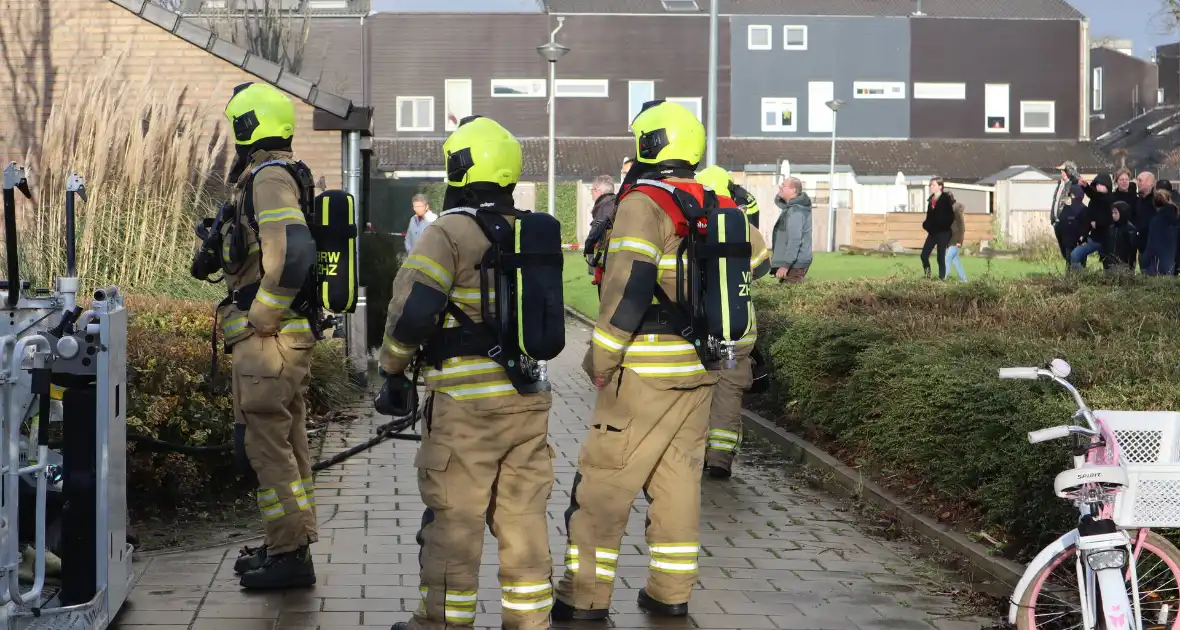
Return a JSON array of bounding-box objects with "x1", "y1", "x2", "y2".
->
[{"x1": 1000, "y1": 360, "x2": 1099, "y2": 435}]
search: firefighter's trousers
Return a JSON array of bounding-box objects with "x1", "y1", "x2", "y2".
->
[
  {"x1": 556, "y1": 369, "x2": 712, "y2": 610},
  {"x1": 410, "y1": 391, "x2": 555, "y2": 630},
  {"x1": 232, "y1": 333, "x2": 318, "y2": 554},
  {"x1": 704, "y1": 357, "x2": 753, "y2": 471}
]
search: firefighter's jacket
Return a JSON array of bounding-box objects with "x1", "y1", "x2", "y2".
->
[
  {"x1": 379, "y1": 208, "x2": 552, "y2": 410},
  {"x1": 219, "y1": 149, "x2": 317, "y2": 347},
  {"x1": 587, "y1": 177, "x2": 770, "y2": 388}
]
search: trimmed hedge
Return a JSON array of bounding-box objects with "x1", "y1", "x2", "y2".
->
[
  {"x1": 752, "y1": 273, "x2": 1180, "y2": 561},
  {"x1": 125, "y1": 297, "x2": 360, "y2": 510}
]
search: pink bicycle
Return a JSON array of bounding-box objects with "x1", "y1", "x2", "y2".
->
[{"x1": 1003, "y1": 360, "x2": 1180, "y2": 630}]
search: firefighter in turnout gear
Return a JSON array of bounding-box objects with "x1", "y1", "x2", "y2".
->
[
  {"x1": 555, "y1": 100, "x2": 753, "y2": 620},
  {"x1": 216, "y1": 82, "x2": 319, "y2": 589},
  {"x1": 380, "y1": 115, "x2": 561, "y2": 630},
  {"x1": 694, "y1": 166, "x2": 771, "y2": 478}
]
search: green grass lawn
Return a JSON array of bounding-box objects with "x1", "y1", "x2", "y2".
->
[{"x1": 563, "y1": 251, "x2": 1053, "y2": 320}]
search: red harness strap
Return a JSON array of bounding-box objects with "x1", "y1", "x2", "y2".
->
[
  {"x1": 618, "y1": 181, "x2": 710, "y2": 237},
  {"x1": 594, "y1": 180, "x2": 720, "y2": 286}
]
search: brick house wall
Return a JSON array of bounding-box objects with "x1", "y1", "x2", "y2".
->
[{"x1": 0, "y1": 0, "x2": 344, "y2": 188}]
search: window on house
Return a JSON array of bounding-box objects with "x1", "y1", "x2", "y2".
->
[
  {"x1": 984, "y1": 83, "x2": 1009, "y2": 133},
  {"x1": 808, "y1": 82, "x2": 833, "y2": 132},
  {"x1": 783, "y1": 25, "x2": 807, "y2": 50},
  {"x1": 1092, "y1": 67, "x2": 1103, "y2": 111},
  {"x1": 853, "y1": 81, "x2": 905, "y2": 99},
  {"x1": 761, "y1": 98, "x2": 798, "y2": 132},
  {"x1": 396, "y1": 96, "x2": 434, "y2": 132},
  {"x1": 444, "y1": 80, "x2": 472, "y2": 132},
  {"x1": 628, "y1": 81, "x2": 655, "y2": 130},
  {"x1": 307, "y1": 0, "x2": 349, "y2": 8},
  {"x1": 555, "y1": 79, "x2": 610, "y2": 98},
  {"x1": 666, "y1": 97, "x2": 703, "y2": 121},
  {"x1": 913, "y1": 82, "x2": 965, "y2": 99},
  {"x1": 1020, "y1": 100, "x2": 1055, "y2": 133},
  {"x1": 491, "y1": 79, "x2": 546, "y2": 98},
  {"x1": 748, "y1": 25, "x2": 772, "y2": 50}
]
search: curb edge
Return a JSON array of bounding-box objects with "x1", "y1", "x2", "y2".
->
[
  {"x1": 738, "y1": 407, "x2": 1025, "y2": 589},
  {"x1": 564, "y1": 302, "x2": 1025, "y2": 590}
]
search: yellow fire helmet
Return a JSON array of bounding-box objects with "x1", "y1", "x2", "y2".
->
[
  {"x1": 443, "y1": 115, "x2": 523, "y2": 189},
  {"x1": 631, "y1": 99, "x2": 706, "y2": 167},
  {"x1": 224, "y1": 82, "x2": 296, "y2": 147},
  {"x1": 697, "y1": 165, "x2": 761, "y2": 216},
  {"x1": 695, "y1": 165, "x2": 734, "y2": 197}
]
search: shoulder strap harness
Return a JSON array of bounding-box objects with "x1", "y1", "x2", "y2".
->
[
  {"x1": 421, "y1": 204, "x2": 562, "y2": 394},
  {"x1": 218, "y1": 159, "x2": 322, "y2": 341}
]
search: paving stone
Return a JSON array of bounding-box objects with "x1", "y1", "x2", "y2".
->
[{"x1": 111, "y1": 322, "x2": 985, "y2": 630}]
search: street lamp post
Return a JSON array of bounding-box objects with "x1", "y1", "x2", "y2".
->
[
  {"x1": 705, "y1": 0, "x2": 718, "y2": 166},
  {"x1": 825, "y1": 99, "x2": 844, "y2": 253},
  {"x1": 537, "y1": 17, "x2": 569, "y2": 216}
]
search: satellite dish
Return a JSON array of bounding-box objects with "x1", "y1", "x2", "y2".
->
[
  {"x1": 894, "y1": 171, "x2": 905, "y2": 186},
  {"x1": 779, "y1": 160, "x2": 791, "y2": 178}
]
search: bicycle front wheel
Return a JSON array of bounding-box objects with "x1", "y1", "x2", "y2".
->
[{"x1": 1017, "y1": 530, "x2": 1180, "y2": 629}]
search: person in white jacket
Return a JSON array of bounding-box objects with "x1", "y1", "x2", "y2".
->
[{"x1": 404, "y1": 194, "x2": 437, "y2": 253}]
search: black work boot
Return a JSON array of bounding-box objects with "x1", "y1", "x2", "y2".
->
[
  {"x1": 551, "y1": 597, "x2": 609, "y2": 621},
  {"x1": 390, "y1": 624, "x2": 410, "y2": 630},
  {"x1": 239, "y1": 545, "x2": 315, "y2": 589},
  {"x1": 637, "y1": 589, "x2": 687, "y2": 617},
  {"x1": 233, "y1": 544, "x2": 268, "y2": 575},
  {"x1": 704, "y1": 465, "x2": 732, "y2": 480}
]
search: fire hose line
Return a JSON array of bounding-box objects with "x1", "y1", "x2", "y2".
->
[{"x1": 109, "y1": 236, "x2": 586, "y2": 468}]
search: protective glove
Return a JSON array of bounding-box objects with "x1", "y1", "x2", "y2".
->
[{"x1": 374, "y1": 369, "x2": 416, "y2": 417}]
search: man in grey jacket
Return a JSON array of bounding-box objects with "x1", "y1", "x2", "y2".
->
[{"x1": 770, "y1": 176, "x2": 812, "y2": 283}]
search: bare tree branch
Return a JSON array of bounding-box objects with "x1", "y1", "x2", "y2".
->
[{"x1": 207, "y1": 0, "x2": 312, "y2": 75}]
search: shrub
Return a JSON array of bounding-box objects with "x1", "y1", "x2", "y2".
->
[
  {"x1": 124, "y1": 296, "x2": 361, "y2": 510},
  {"x1": 361, "y1": 232, "x2": 401, "y2": 350},
  {"x1": 753, "y1": 274, "x2": 1180, "y2": 560}
]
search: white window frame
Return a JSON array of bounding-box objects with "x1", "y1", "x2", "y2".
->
[
  {"x1": 554, "y1": 79, "x2": 609, "y2": 98},
  {"x1": 1020, "y1": 100, "x2": 1055, "y2": 133},
  {"x1": 761, "y1": 97, "x2": 798, "y2": 133},
  {"x1": 783, "y1": 25, "x2": 807, "y2": 50},
  {"x1": 807, "y1": 82, "x2": 833, "y2": 133},
  {"x1": 395, "y1": 96, "x2": 434, "y2": 132},
  {"x1": 1092, "y1": 67, "x2": 1103, "y2": 111},
  {"x1": 628, "y1": 81, "x2": 656, "y2": 131},
  {"x1": 444, "y1": 79, "x2": 472, "y2": 132},
  {"x1": 984, "y1": 83, "x2": 1009, "y2": 134},
  {"x1": 853, "y1": 81, "x2": 906, "y2": 99},
  {"x1": 747, "y1": 24, "x2": 772, "y2": 50},
  {"x1": 666, "y1": 97, "x2": 703, "y2": 121},
  {"x1": 913, "y1": 82, "x2": 965, "y2": 100},
  {"x1": 490, "y1": 79, "x2": 546, "y2": 98}
]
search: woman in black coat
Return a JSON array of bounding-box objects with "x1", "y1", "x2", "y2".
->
[
  {"x1": 1142, "y1": 186, "x2": 1179, "y2": 276},
  {"x1": 920, "y1": 177, "x2": 956, "y2": 279}
]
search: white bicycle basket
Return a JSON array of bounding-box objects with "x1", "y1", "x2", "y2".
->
[{"x1": 1096, "y1": 410, "x2": 1180, "y2": 528}]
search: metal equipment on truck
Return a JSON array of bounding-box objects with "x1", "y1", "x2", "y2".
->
[{"x1": 0, "y1": 162, "x2": 132, "y2": 629}]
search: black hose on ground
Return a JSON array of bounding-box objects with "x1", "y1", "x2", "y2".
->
[{"x1": 120, "y1": 415, "x2": 421, "y2": 470}]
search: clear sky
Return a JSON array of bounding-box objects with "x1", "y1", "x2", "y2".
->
[{"x1": 1069, "y1": 0, "x2": 1178, "y2": 58}]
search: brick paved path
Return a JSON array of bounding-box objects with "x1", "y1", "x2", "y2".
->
[{"x1": 114, "y1": 321, "x2": 991, "y2": 629}]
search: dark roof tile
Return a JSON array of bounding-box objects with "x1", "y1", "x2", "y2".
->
[
  {"x1": 375, "y1": 137, "x2": 1111, "y2": 182},
  {"x1": 542, "y1": 0, "x2": 1083, "y2": 19}
]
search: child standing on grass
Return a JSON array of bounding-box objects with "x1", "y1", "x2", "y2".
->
[{"x1": 945, "y1": 201, "x2": 967, "y2": 281}]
